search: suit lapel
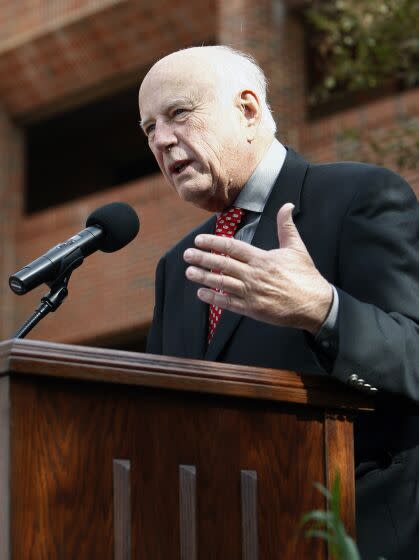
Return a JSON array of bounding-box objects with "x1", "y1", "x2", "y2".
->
[
  {"x1": 181, "y1": 216, "x2": 216, "y2": 359},
  {"x1": 204, "y1": 148, "x2": 309, "y2": 362}
]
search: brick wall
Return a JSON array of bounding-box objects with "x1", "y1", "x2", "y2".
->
[
  {"x1": 300, "y1": 88, "x2": 419, "y2": 197},
  {"x1": 0, "y1": 107, "x2": 24, "y2": 340},
  {"x1": 13, "y1": 173, "x2": 207, "y2": 344},
  {"x1": 0, "y1": 0, "x2": 124, "y2": 45},
  {"x1": 0, "y1": 0, "x2": 418, "y2": 346},
  {"x1": 0, "y1": 0, "x2": 216, "y2": 119},
  {"x1": 0, "y1": 0, "x2": 215, "y2": 344}
]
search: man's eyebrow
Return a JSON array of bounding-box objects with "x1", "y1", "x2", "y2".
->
[
  {"x1": 139, "y1": 98, "x2": 194, "y2": 131},
  {"x1": 138, "y1": 117, "x2": 149, "y2": 132}
]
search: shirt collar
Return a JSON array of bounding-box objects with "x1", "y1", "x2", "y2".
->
[{"x1": 233, "y1": 138, "x2": 287, "y2": 213}]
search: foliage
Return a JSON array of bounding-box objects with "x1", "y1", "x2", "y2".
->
[
  {"x1": 304, "y1": 0, "x2": 419, "y2": 106},
  {"x1": 301, "y1": 474, "x2": 362, "y2": 560}
]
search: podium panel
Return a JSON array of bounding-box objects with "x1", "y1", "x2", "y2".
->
[{"x1": 0, "y1": 340, "x2": 373, "y2": 559}]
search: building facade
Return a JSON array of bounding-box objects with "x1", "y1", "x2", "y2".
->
[{"x1": 0, "y1": 0, "x2": 418, "y2": 349}]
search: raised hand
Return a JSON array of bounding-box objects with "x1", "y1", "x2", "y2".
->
[{"x1": 183, "y1": 203, "x2": 333, "y2": 334}]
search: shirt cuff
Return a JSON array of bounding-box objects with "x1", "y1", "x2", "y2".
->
[{"x1": 314, "y1": 284, "x2": 339, "y2": 352}]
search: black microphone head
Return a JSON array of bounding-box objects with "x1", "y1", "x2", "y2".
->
[{"x1": 86, "y1": 202, "x2": 140, "y2": 253}]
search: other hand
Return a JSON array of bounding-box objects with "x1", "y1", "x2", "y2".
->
[{"x1": 183, "y1": 203, "x2": 333, "y2": 335}]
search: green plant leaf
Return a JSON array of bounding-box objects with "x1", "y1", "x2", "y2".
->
[
  {"x1": 339, "y1": 535, "x2": 362, "y2": 560},
  {"x1": 305, "y1": 528, "x2": 336, "y2": 542},
  {"x1": 303, "y1": 0, "x2": 419, "y2": 109},
  {"x1": 301, "y1": 473, "x2": 363, "y2": 560},
  {"x1": 301, "y1": 509, "x2": 335, "y2": 527},
  {"x1": 313, "y1": 481, "x2": 332, "y2": 500}
]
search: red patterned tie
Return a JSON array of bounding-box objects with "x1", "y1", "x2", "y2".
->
[{"x1": 208, "y1": 207, "x2": 245, "y2": 343}]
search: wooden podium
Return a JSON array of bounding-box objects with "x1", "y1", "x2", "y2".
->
[{"x1": 0, "y1": 339, "x2": 373, "y2": 559}]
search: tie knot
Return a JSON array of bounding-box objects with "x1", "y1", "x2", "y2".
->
[{"x1": 214, "y1": 207, "x2": 245, "y2": 238}]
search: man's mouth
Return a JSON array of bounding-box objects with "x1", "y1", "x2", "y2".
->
[{"x1": 169, "y1": 160, "x2": 192, "y2": 175}]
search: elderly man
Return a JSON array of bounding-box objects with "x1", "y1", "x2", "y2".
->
[{"x1": 139, "y1": 46, "x2": 419, "y2": 559}]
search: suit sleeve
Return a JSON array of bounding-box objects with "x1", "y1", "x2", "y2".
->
[
  {"x1": 329, "y1": 168, "x2": 419, "y2": 402},
  {"x1": 146, "y1": 256, "x2": 166, "y2": 355}
]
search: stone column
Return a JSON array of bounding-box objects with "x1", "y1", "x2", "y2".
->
[
  {"x1": 0, "y1": 106, "x2": 24, "y2": 340},
  {"x1": 217, "y1": 0, "x2": 306, "y2": 148}
]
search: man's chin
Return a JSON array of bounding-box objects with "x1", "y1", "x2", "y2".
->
[{"x1": 178, "y1": 184, "x2": 220, "y2": 212}]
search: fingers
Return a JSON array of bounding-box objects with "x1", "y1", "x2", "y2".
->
[
  {"x1": 183, "y1": 237, "x2": 256, "y2": 310},
  {"x1": 197, "y1": 287, "x2": 246, "y2": 315},
  {"x1": 193, "y1": 234, "x2": 264, "y2": 262},
  {"x1": 184, "y1": 247, "x2": 247, "y2": 279},
  {"x1": 186, "y1": 266, "x2": 245, "y2": 295}
]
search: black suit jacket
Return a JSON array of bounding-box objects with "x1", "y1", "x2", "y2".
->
[{"x1": 147, "y1": 149, "x2": 419, "y2": 559}]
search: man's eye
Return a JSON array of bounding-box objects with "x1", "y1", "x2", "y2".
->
[
  {"x1": 173, "y1": 108, "x2": 187, "y2": 117},
  {"x1": 145, "y1": 124, "x2": 155, "y2": 135}
]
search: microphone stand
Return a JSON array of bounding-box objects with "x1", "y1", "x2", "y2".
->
[{"x1": 13, "y1": 266, "x2": 79, "y2": 340}]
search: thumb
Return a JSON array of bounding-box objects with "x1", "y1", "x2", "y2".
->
[{"x1": 277, "y1": 203, "x2": 305, "y2": 250}]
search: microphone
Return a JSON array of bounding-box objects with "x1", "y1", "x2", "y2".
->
[{"x1": 9, "y1": 202, "x2": 140, "y2": 295}]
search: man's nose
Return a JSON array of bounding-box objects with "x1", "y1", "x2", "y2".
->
[{"x1": 153, "y1": 121, "x2": 176, "y2": 152}]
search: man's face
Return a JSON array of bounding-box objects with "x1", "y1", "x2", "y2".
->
[{"x1": 138, "y1": 55, "x2": 250, "y2": 212}]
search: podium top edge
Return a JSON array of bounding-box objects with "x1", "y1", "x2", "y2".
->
[{"x1": 0, "y1": 338, "x2": 375, "y2": 412}]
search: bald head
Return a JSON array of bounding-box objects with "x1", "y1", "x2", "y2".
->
[
  {"x1": 140, "y1": 46, "x2": 276, "y2": 134},
  {"x1": 138, "y1": 46, "x2": 276, "y2": 212}
]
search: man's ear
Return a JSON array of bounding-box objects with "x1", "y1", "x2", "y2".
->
[{"x1": 237, "y1": 90, "x2": 261, "y2": 141}]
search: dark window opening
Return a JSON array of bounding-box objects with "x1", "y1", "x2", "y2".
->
[{"x1": 25, "y1": 85, "x2": 159, "y2": 214}]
